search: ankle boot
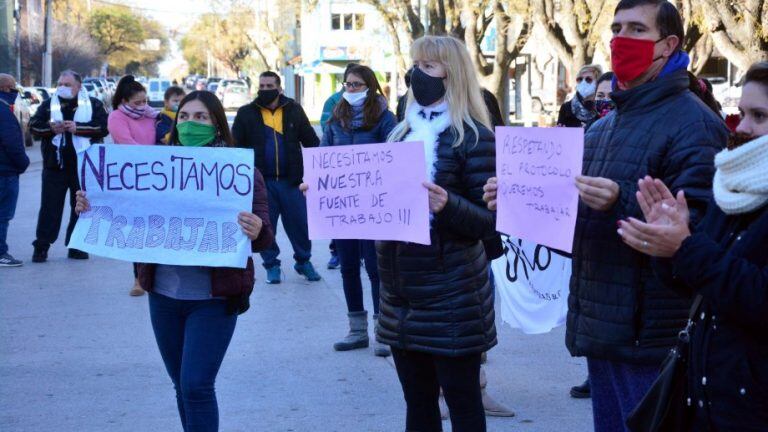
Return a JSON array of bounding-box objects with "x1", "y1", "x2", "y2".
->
[
  {"x1": 334, "y1": 311, "x2": 369, "y2": 351},
  {"x1": 372, "y1": 314, "x2": 391, "y2": 357}
]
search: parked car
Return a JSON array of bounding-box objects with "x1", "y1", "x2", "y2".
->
[
  {"x1": 83, "y1": 82, "x2": 104, "y2": 104},
  {"x1": 222, "y1": 84, "x2": 250, "y2": 110},
  {"x1": 195, "y1": 79, "x2": 208, "y2": 91},
  {"x1": 31, "y1": 86, "x2": 52, "y2": 101},
  {"x1": 216, "y1": 79, "x2": 248, "y2": 100},
  {"x1": 207, "y1": 82, "x2": 219, "y2": 95},
  {"x1": 147, "y1": 78, "x2": 172, "y2": 108},
  {"x1": 21, "y1": 87, "x2": 41, "y2": 117},
  {"x1": 13, "y1": 87, "x2": 33, "y2": 147}
]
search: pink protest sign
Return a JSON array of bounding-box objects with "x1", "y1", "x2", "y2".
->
[
  {"x1": 495, "y1": 127, "x2": 584, "y2": 253},
  {"x1": 302, "y1": 142, "x2": 431, "y2": 245}
]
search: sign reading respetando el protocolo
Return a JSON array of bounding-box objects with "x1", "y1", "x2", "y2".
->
[
  {"x1": 68, "y1": 144, "x2": 255, "y2": 268},
  {"x1": 303, "y1": 141, "x2": 430, "y2": 245},
  {"x1": 495, "y1": 127, "x2": 584, "y2": 253}
]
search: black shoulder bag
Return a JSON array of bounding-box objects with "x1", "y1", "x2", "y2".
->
[{"x1": 626, "y1": 294, "x2": 703, "y2": 432}]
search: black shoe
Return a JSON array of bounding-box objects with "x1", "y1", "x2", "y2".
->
[
  {"x1": 32, "y1": 247, "x2": 48, "y2": 263},
  {"x1": 67, "y1": 249, "x2": 89, "y2": 260},
  {"x1": 570, "y1": 378, "x2": 591, "y2": 399}
]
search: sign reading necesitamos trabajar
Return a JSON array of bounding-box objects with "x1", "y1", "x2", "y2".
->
[{"x1": 69, "y1": 144, "x2": 255, "y2": 268}]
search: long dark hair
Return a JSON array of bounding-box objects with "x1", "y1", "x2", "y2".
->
[
  {"x1": 332, "y1": 65, "x2": 386, "y2": 130},
  {"x1": 113, "y1": 75, "x2": 146, "y2": 110},
  {"x1": 168, "y1": 91, "x2": 233, "y2": 147},
  {"x1": 687, "y1": 72, "x2": 722, "y2": 115}
]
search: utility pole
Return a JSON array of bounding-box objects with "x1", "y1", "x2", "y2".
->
[
  {"x1": 14, "y1": 0, "x2": 21, "y2": 80},
  {"x1": 42, "y1": 0, "x2": 52, "y2": 87}
]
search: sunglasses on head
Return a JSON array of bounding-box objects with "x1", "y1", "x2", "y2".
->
[{"x1": 576, "y1": 76, "x2": 594, "y2": 84}]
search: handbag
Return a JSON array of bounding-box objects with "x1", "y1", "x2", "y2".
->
[{"x1": 626, "y1": 294, "x2": 704, "y2": 432}]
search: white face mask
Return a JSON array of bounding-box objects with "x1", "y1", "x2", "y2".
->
[
  {"x1": 343, "y1": 90, "x2": 368, "y2": 107},
  {"x1": 56, "y1": 86, "x2": 74, "y2": 99},
  {"x1": 576, "y1": 80, "x2": 596, "y2": 98}
]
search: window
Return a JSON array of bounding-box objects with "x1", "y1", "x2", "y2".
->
[
  {"x1": 332, "y1": 13, "x2": 366, "y2": 31},
  {"x1": 150, "y1": 82, "x2": 160, "y2": 92}
]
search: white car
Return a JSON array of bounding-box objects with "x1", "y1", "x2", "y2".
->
[
  {"x1": 222, "y1": 85, "x2": 250, "y2": 110},
  {"x1": 148, "y1": 78, "x2": 172, "y2": 108}
]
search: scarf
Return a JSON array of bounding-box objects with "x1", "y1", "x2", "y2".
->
[
  {"x1": 713, "y1": 134, "x2": 768, "y2": 215},
  {"x1": 403, "y1": 101, "x2": 451, "y2": 182},
  {"x1": 120, "y1": 103, "x2": 158, "y2": 120},
  {"x1": 570, "y1": 93, "x2": 596, "y2": 123},
  {"x1": 160, "y1": 108, "x2": 177, "y2": 121},
  {"x1": 50, "y1": 89, "x2": 93, "y2": 167}
]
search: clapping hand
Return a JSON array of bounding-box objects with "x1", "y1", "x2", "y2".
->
[{"x1": 617, "y1": 177, "x2": 691, "y2": 257}]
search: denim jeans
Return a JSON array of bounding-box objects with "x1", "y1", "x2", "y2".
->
[
  {"x1": 0, "y1": 175, "x2": 20, "y2": 255},
  {"x1": 391, "y1": 348, "x2": 485, "y2": 432},
  {"x1": 148, "y1": 292, "x2": 237, "y2": 432},
  {"x1": 260, "y1": 178, "x2": 312, "y2": 268},
  {"x1": 335, "y1": 239, "x2": 380, "y2": 314},
  {"x1": 588, "y1": 357, "x2": 659, "y2": 432}
]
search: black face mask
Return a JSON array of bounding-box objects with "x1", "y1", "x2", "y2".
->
[
  {"x1": 257, "y1": 89, "x2": 280, "y2": 106},
  {"x1": 410, "y1": 66, "x2": 446, "y2": 107}
]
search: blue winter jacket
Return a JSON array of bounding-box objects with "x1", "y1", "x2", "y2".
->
[
  {"x1": 0, "y1": 91, "x2": 30, "y2": 176},
  {"x1": 320, "y1": 101, "x2": 397, "y2": 147}
]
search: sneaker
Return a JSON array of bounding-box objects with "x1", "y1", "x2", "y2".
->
[
  {"x1": 67, "y1": 249, "x2": 90, "y2": 260},
  {"x1": 266, "y1": 266, "x2": 282, "y2": 284},
  {"x1": 32, "y1": 247, "x2": 48, "y2": 263},
  {"x1": 327, "y1": 254, "x2": 340, "y2": 270},
  {"x1": 294, "y1": 261, "x2": 321, "y2": 281},
  {"x1": 0, "y1": 253, "x2": 23, "y2": 267}
]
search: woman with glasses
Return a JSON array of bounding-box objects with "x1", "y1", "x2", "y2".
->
[
  {"x1": 321, "y1": 64, "x2": 397, "y2": 357},
  {"x1": 557, "y1": 64, "x2": 604, "y2": 127}
]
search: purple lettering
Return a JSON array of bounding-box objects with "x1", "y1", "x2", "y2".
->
[
  {"x1": 151, "y1": 162, "x2": 168, "y2": 191},
  {"x1": 163, "y1": 217, "x2": 183, "y2": 250},
  {"x1": 134, "y1": 162, "x2": 150, "y2": 191},
  {"x1": 119, "y1": 162, "x2": 134, "y2": 190},
  {"x1": 198, "y1": 221, "x2": 219, "y2": 253},
  {"x1": 145, "y1": 215, "x2": 166, "y2": 248},
  {"x1": 80, "y1": 146, "x2": 105, "y2": 192},
  {"x1": 106, "y1": 162, "x2": 122, "y2": 191},
  {"x1": 181, "y1": 218, "x2": 204, "y2": 250},
  {"x1": 83, "y1": 205, "x2": 113, "y2": 245},
  {"x1": 233, "y1": 164, "x2": 252, "y2": 196},
  {"x1": 220, "y1": 222, "x2": 238, "y2": 253},
  {"x1": 125, "y1": 217, "x2": 146, "y2": 249},
  {"x1": 105, "y1": 215, "x2": 127, "y2": 248},
  {"x1": 219, "y1": 164, "x2": 235, "y2": 191}
]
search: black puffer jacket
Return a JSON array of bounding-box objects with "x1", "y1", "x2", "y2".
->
[
  {"x1": 376, "y1": 120, "x2": 498, "y2": 357},
  {"x1": 231, "y1": 95, "x2": 319, "y2": 185},
  {"x1": 566, "y1": 70, "x2": 729, "y2": 365},
  {"x1": 656, "y1": 202, "x2": 768, "y2": 431}
]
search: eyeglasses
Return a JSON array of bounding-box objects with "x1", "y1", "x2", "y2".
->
[
  {"x1": 576, "y1": 77, "x2": 594, "y2": 84},
  {"x1": 343, "y1": 82, "x2": 366, "y2": 90}
]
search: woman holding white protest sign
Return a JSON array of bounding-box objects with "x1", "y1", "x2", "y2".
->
[
  {"x1": 321, "y1": 64, "x2": 398, "y2": 357},
  {"x1": 107, "y1": 75, "x2": 159, "y2": 297},
  {"x1": 76, "y1": 91, "x2": 273, "y2": 432},
  {"x1": 377, "y1": 35, "x2": 498, "y2": 432}
]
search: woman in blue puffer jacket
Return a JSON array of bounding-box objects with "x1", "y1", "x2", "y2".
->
[{"x1": 321, "y1": 64, "x2": 397, "y2": 357}]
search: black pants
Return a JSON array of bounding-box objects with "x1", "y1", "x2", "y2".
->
[
  {"x1": 33, "y1": 167, "x2": 80, "y2": 249},
  {"x1": 391, "y1": 348, "x2": 485, "y2": 432}
]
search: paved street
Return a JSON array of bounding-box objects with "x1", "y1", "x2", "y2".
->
[{"x1": 1, "y1": 143, "x2": 592, "y2": 431}]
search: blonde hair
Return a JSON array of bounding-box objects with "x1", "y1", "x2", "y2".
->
[
  {"x1": 578, "y1": 64, "x2": 603, "y2": 78},
  {"x1": 388, "y1": 35, "x2": 491, "y2": 147}
]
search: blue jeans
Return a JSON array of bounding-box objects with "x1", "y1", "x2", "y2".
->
[
  {"x1": 148, "y1": 292, "x2": 237, "y2": 432},
  {"x1": 261, "y1": 178, "x2": 311, "y2": 268},
  {"x1": 0, "y1": 175, "x2": 20, "y2": 256},
  {"x1": 588, "y1": 357, "x2": 659, "y2": 432},
  {"x1": 335, "y1": 239, "x2": 379, "y2": 314}
]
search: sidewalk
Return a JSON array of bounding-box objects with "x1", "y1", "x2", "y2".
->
[{"x1": 1, "y1": 144, "x2": 592, "y2": 431}]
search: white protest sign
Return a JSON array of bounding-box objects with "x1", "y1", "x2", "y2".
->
[
  {"x1": 492, "y1": 236, "x2": 571, "y2": 334},
  {"x1": 68, "y1": 144, "x2": 254, "y2": 268}
]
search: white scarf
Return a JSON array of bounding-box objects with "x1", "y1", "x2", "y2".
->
[
  {"x1": 404, "y1": 101, "x2": 451, "y2": 181},
  {"x1": 50, "y1": 88, "x2": 93, "y2": 166},
  {"x1": 713, "y1": 134, "x2": 768, "y2": 215}
]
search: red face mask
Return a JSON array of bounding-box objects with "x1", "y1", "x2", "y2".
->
[{"x1": 610, "y1": 36, "x2": 664, "y2": 84}]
